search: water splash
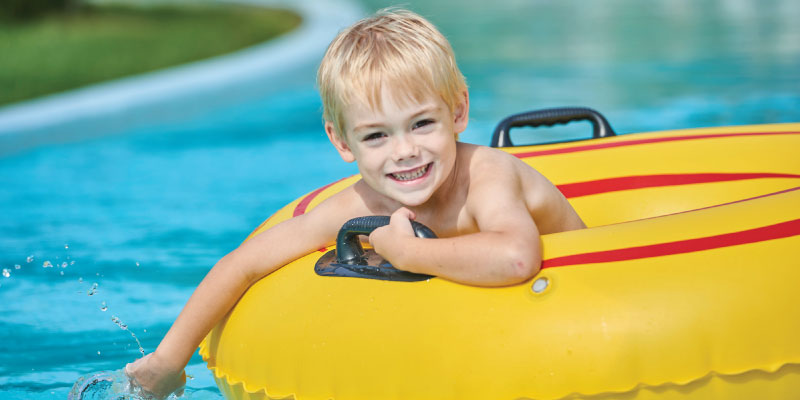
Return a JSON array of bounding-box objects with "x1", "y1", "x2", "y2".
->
[
  {"x1": 43, "y1": 260, "x2": 53, "y2": 268},
  {"x1": 68, "y1": 369, "x2": 186, "y2": 400},
  {"x1": 14, "y1": 264, "x2": 21, "y2": 270},
  {"x1": 111, "y1": 315, "x2": 125, "y2": 329},
  {"x1": 87, "y1": 283, "x2": 98, "y2": 296},
  {"x1": 111, "y1": 315, "x2": 145, "y2": 357},
  {"x1": 68, "y1": 370, "x2": 130, "y2": 400},
  {"x1": 26, "y1": 255, "x2": 34, "y2": 263},
  {"x1": 2, "y1": 268, "x2": 9, "y2": 278},
  {"x1": 100, "y1": 301, "x2": 107, "y2": 312}
]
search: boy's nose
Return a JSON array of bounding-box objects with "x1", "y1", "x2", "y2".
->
[{"x1": 392, "y1": 134, "x2": 419, "y2": 161}]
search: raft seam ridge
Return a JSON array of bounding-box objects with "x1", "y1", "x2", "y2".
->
[{"x1": 535, "y1": 361, "x2": 800, "y2": 400}]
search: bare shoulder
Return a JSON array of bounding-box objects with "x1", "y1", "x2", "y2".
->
[
  {"x1": 460, "y1": 143, "x2": 537, "y2": 192},
  {"x1": 302, "y1": 180, "x2": 375, "y2": 237},
  {"x1": 230, "y1": 181, "x2": 376, "y2": 281},
  {"x1": 461, "y1": 143, "x2": 585, "y2": 234},
  {"x1": 459, "y1": 143, "x2": 528, "y2": 217},
  {"x1": 460, "y1": 143, "x2": 522, "y2": 180},
  {"x1": 242, "y1": 181, "x2": 373, "y2": 253}
]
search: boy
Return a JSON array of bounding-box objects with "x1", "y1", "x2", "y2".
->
[{"x1": 125, "y1": 8, "x2": 585, "y2": 398}]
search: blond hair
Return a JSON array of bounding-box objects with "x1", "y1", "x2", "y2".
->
[{"x1": 317, "y1": 8, "x2": 467, "y2": 138}]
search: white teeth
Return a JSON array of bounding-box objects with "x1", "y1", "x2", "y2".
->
[{"x1": 391, "y1": 164, "x2": 429, "y2": 181}]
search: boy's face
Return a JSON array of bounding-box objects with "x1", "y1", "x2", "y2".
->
[{"x1": 326, "y1": 86, "x2": 468, "y2": 207}]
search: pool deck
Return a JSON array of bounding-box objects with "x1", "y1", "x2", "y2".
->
[{"x1": 0, "y1": 0, "x2": 364, "y2": 151}]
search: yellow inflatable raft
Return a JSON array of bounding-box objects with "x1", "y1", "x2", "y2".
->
[{"x1": 200, "y1": 109, "x2": 800, "y2": 400}]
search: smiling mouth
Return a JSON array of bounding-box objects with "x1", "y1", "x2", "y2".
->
[{"x1": 388, "y1": 163, "x2": 432, "y2": 182}]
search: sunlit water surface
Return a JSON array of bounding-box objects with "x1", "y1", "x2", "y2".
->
[{"x1": 1, "y1": 0, "x2": 798, "y2": 398}]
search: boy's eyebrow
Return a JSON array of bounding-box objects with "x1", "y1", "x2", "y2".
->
[
  {"x1": 353, "y1": 122, "x2": 385, "y2": 132},
  {"x1": 410, "y1": 105, "x2": 440, "y2": 119},
  {"x1": 352, "y1": 104, "x2": 441, "y2": 133}
]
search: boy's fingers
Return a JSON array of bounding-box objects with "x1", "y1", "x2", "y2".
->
[
  {"x1": 391, "y1": 207, "x2": 416, "y2": 222},
  {"x1": 368, "y1": 226, "x2": 385, "y2": 247},
  {"x1": 124, "y1": 354, "x2": 144, "y2": 376}
]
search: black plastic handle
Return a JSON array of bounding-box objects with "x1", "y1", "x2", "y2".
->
[
  {"x1": 314, "y1": 216, "x2": 437, "y2": 282},
  {"x1": 336, "y1": 216, "x2": 436, "y2": 265},
  {"x1": 490, "y1": 107, "x2": 616, "y2": 147}
]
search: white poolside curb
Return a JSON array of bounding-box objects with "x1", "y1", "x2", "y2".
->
[{"x1": 0, "y1": 0, "x2": 364, "y2": 146}]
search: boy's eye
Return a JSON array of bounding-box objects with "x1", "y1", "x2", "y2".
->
[
  {"x1": 363, "y1": 132, "x2": 386, "y2": 142},
  {"x1": 413, "y1": 119, "x2": 434, "y2": 130}
]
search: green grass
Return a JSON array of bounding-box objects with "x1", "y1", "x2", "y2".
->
[{"x1": 0, "y1": 4, "x2": 301, "y2": 106}]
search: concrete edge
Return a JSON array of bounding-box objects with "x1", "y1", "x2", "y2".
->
[{"x1": 0, "y1": 0, "x2": 365, "y2": 136}]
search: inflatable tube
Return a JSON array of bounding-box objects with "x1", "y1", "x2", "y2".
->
[{"x1": 200, "y1": 122, "x2": 800, "y2": 400}]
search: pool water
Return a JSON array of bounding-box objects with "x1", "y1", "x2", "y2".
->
[{"x1": 1, "y1": 0, "x2": 798, "y2": 398}]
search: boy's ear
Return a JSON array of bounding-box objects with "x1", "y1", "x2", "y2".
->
[
  {"x1": 325, "y1": 121, "x2": 356, "y2": 163},
  {"x1": 453, "y1": 90, "x2": 470, "y2": 134}
]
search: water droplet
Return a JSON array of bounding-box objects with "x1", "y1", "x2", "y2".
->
[
  {"x1": 26, "y1": 255, "x2": 34, "y2": 263},
  {"x1": 143, "y1": 329, "x2": 147, "y2": 333},
  {"x1": 187, "y1": 374, "x2": 194, "y2": 381},
  {"x1": 87, "y1": 283, "x2": 98, "y2": 296},
  {"x1": 70, "y1": 261, "x2": 76, "y2": 266},
  {"x1": 43, "y1": 261, "x2": 53, "y2": 268},
  {"x1": 78, "y1": 277, "x2": 83, "y2": 283},
  {"x1": 110, "y1": 315, "x2": 145, "y2": 356},
  {"x1": 135, "y1": 261, "x2": 140, "y2": 267},
  {"x1": 101, "y1": 301, "x2": 107, "y2": 312},
  {"x1": 2, "y1": 269, "x2": 10, "y2": 278},
  {"x1": 61, "y1": 262, "x2": 68, "y2": 268},
  {"x1": 14, "y1": 264, "x2": 21, "y2": 270},
  {"x1": 64, "y1": 244, "x2": 69, "y2": 250},
  {"x1": 59, "y1": 271, "x2": 64, "y2": 276},
  {"x1": 97, "y1": 351, "x2": 101, "y2": 355}
]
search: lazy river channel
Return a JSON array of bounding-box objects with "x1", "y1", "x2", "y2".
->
[{"x1": 1, "y1": 0, "x2": 798, "y2": 398}]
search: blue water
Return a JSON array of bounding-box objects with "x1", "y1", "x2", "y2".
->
[{"x1": 1, "y1": 0, "x2": 799, "y2": 398}]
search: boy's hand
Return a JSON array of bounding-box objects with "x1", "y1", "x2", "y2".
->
[
  {"x1": 369, "y1": 207, "x2": 417, "y2": 267},
  {"x1": 125, "y1": 352, "x2": 186, "y2": 399}
]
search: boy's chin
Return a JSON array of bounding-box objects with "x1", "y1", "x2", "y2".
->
[{"x1": 389, "y1": 191, "x2": 434, "y2": 208}]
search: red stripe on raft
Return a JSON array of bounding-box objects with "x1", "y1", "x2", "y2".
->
[
  {"x1": 542, "y1": 219, "x2": 800, "y2": 269},
  {"x1": 557, "y1": 173, "x2": 800, "y2": 198},
  {"x1": 512, "y1": 131, "x2": 800, "y2": 158},
  {"x1": 293, "y1": 177, "x2": 350, "y2": 217}
]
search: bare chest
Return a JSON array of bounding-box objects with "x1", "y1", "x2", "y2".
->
[{"x1": 414, "y1": 203, "x2": 478, "y2": 238}]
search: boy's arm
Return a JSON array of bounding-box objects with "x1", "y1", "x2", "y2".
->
[
  {"x1": 125, "y1": 196, "x2": 350, "y2": 397},
  {"x1": 370, "y1": 172, "x2": 542, "y2": 287}
]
